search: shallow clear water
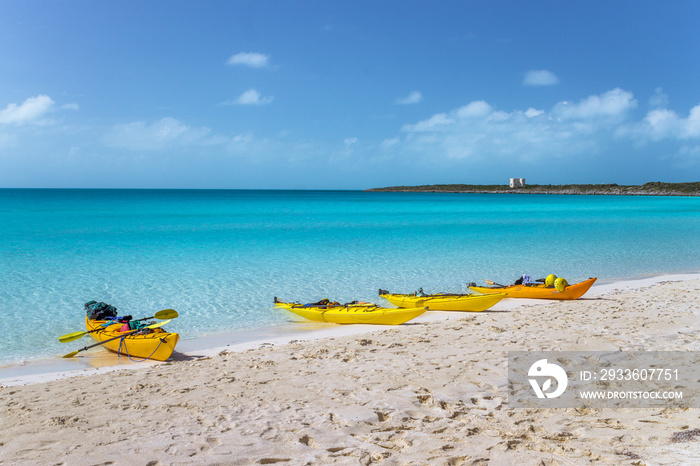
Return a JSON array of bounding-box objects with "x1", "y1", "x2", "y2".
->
[{"x1": 1, "y1": 189, "x2": 699, "y2": 365}]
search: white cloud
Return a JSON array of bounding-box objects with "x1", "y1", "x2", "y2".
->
[
  {"x1": 102, "y1": 117, "x2": 212, "y2": 151},
  {"x1": 525, "y1": 108, "x2": 545, "y2": 118},
  {"x1": 615, "y1": 97, "x2": 700, "y2": 146},
  {"x1": 227, "y1": 89, "x2": 274, "y2": 106},
  {"x1": 344, "y1": 137, "x2": 358, "y2": 146},
  {"x1": 487, "y1": 111, "x2": 512, "y2": 122},
  {"x1": 553, "y1": 88, "x2": 637, "y2": 120},
  {"x1": 0, "y1": 95, "x2": 55, "y2": 124},
  {"x1": 614, "y1": 94, "x2": 700, "y2": 167},
  {"x1": 397, "y1": 89, "x2": 644, "y2": 163},
  {"x1": 456, "y1": 101, "x2": 492, "y2": 118},
  {"x1": 402, "y1": 113, "x2": 454, "y2": 132},
  {"x1": 523, "y1": 70, "x2": 559, "y2": 86},
  {"x1": 227, "y1": 52, "x2": 270, "y2": 68},
  {"x1": 61, "y1": 103, "x2": 79, "y2": 111},
  {"x1": 396, "y1": 91, "x2": 422, "y2": 105},
  {"x1": 685, "y1": 105, "x2": 700, "y2": 138},
  {"x1": 641, "y1": 108, "x2": 681, "y2": 140},
  {"x1": 393, "y1": 88, "x2": 700, "y2": 168}
]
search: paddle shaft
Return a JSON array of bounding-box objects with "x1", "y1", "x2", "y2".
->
[
  {"x1": 70, "y1": 329, "x2": 140, "y2": 354},
  {"x1": 484, "y1": 279, "x2": 507, "y2": 287}
]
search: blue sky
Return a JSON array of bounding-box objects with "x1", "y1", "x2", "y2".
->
[{"x1": 1, "y1": 1, "x2": 699, "y2": 189}]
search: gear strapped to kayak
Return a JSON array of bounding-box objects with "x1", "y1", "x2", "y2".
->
[
  {"x1": 84, "y1": 301, "x2": 147, "y2": 332},
  {"x1": 84, "y1": 300, "x2": 118, "y2": 320},
  {"x1": 71, "y1": 301, "x2": 181, "y2": 361}
]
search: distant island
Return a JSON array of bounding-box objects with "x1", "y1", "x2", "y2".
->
[{"x1": 365, "y1": 181, "x2": 700, "y2": 196}]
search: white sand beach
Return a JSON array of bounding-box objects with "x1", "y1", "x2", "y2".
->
[{"x1": 2, "y1": 275, "x2": 700, "y2": 465}]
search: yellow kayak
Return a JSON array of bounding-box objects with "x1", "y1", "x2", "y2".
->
[
  {"x1": 85, "y1": 316, "x2": 179, "y2": 361},
  {"x1": 379, "y1": 289, "x2": 505, "y2": 311},
  {"x1": 274, "y1": 298, "x2": 426, "y2": 325},
  {"x1": 469, "y1": 277, "x2": 597, "y2": 300}
]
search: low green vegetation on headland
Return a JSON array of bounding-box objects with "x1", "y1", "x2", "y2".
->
[{"x1": 365, "y1": 181, "x2": 700, "y2": 196}]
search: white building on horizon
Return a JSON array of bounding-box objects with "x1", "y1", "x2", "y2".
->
[{"x1": 510, "y1": 178, "x2": 526, "y2": 188}]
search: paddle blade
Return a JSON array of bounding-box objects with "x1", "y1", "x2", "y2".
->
[
  {"x1": 146, "y1": 319, "x2": 171, "y2": 329},
  {"x1": 62, "y1": 350, "x2": 80, "y2": 358},
  {"x1": 58, "y1": 331, "x2": 87, "y2": 343},
  {"x1": 154, "y1": 309, "x2": 178, "y2": 320}
]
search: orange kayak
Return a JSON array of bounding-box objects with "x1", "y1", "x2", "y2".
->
[{"x1": 469, "y1": 277, "x2": 597, "y2": 300}]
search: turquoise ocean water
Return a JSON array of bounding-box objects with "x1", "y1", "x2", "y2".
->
[{"x1": 1, "y1": 189, "x2": 699, "y2": 366}]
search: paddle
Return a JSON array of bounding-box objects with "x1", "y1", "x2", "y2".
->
[
  {"x1": 132, "y1": 308, "x2": 178, "y2": 322},
  {"x1": 58, "y1": 309, "x2": 178, "y2": 343},
  {"x1": 62, "y1": 320, "x2": 171, "y2": 358},
  {"x1": 484, "y1": 279, "x2": 507, "y2": 287}
]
